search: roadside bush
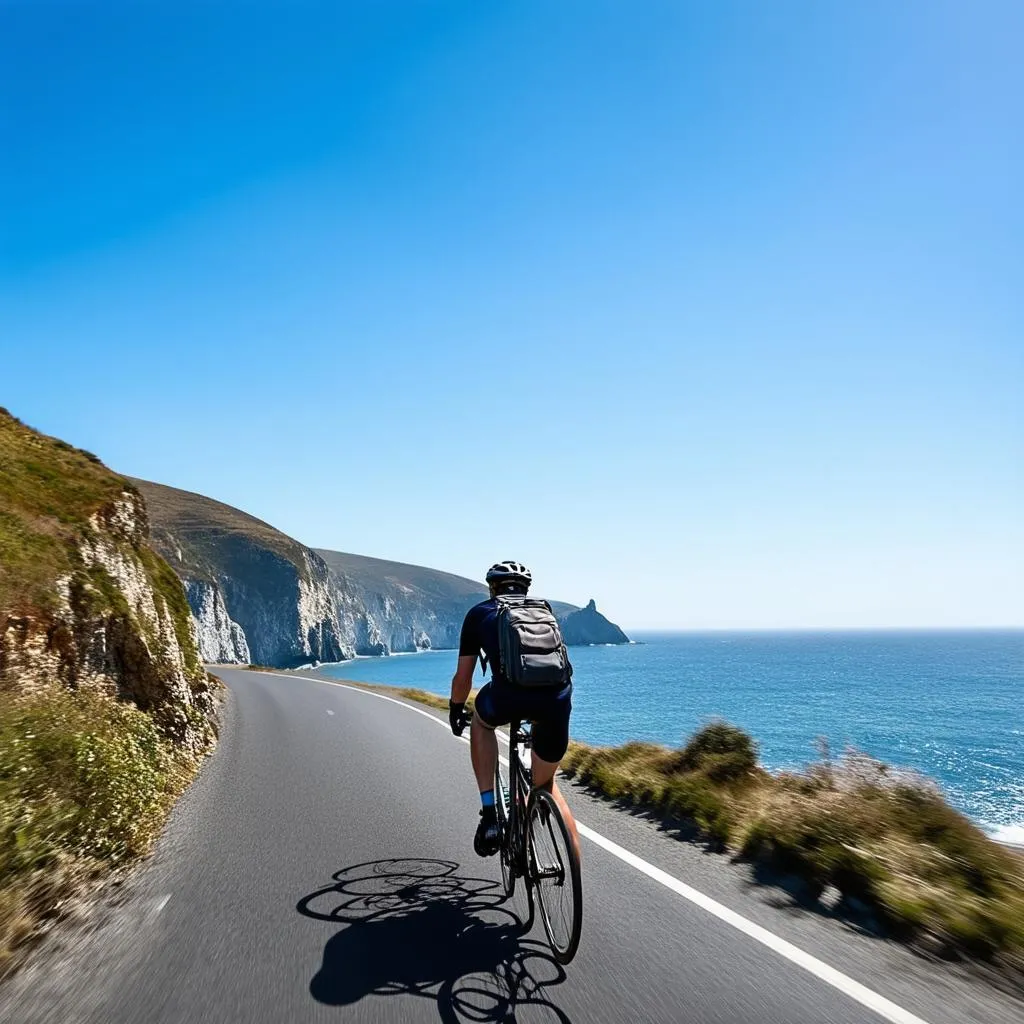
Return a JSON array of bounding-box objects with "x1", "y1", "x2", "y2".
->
[
  {"x1": 661, "y1": 776, "x2": 733, "y2": 846},
  {"x1": 672, "y1": 721, "x2": 758, "y2": 782},
  {"x1": 0, "y1": 687, "x2": 181, "y2": 872},
  {"x1": 557, "y1": 723, "x2": 1024, "y2": 972},
  {"x1": 0, "y1": 686, "x2": 194, "y2": 975}
]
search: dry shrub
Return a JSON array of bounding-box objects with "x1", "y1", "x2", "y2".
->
[
  {"x1": 0, "y1": 686, "x2": 201, "y2": 975},
  {"x1": 739, "y1": 748, "x2": 1024, "y2": 964},
  {"x1": 672, "y1": 720, "x2": 759, "y2": 782},
  {"x1": 558, "y1": 721, "x2": 1024, "y2": 971}
]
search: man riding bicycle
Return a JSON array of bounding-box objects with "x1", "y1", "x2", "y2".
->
[{"x1": 448, "y1": 560, "x2": 581, "y2": 860}]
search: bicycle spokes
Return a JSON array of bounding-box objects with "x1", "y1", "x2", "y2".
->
[{"x1": 527, "y1": 790, "x2": 582, "y2": 964}]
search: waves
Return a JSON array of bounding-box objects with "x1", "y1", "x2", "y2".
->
[{"x1": 986, "y1": 823, "x2": 1024, "y2": 847}]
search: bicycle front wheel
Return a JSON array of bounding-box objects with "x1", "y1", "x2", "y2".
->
[{"x1": 527, "y1": 789, "x2": 583, "y2": 964}]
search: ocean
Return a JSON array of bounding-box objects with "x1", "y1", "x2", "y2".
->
[{"x1": 313, "y1": 630, "x2": 1024, "y2": 843}]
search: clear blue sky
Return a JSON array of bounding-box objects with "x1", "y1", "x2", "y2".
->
[{"x1": 2, "y1": 2, "x2": 1021, "y2": 629}]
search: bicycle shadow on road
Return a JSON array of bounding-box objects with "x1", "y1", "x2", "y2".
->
[{"x1": 297, "y1": 858, "x2": 573, "y2": 1023}]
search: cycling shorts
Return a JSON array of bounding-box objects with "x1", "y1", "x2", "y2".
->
[{"x1": 473, "y1": 680, "x2": 573, "y2": 763}]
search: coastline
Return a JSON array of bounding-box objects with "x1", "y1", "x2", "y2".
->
[{"x1": 296, "y1": 631, "x2": 1024, "y2": 846}]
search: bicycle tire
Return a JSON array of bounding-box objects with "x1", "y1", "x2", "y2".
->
[
  {"x1": 527, "y1": 788, "x2": 583, "y2": 964},
  {"x1": 493, "y1": 757, "x2": 515, "y2": 899}
]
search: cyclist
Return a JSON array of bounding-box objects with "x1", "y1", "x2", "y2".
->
[{"x1": 448, "y1": 560, "x2": 581, "y2": 860}]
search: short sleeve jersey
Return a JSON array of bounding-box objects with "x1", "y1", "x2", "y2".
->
[{"x1": 458, "y1": 598, "x2": 502, "y2": 680}]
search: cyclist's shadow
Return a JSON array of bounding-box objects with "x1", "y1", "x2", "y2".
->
[{"x1": 298, "y1": 858, "x2": 572, "y2": 1023}]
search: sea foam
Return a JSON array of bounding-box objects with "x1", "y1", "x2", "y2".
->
[{"x1": 988, "y1": 823, "x2": 1024, "y2": 846}]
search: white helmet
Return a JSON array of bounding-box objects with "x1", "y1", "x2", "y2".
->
[{"x1": 485, "y1": 560, "x2": 532, "y2": 591}]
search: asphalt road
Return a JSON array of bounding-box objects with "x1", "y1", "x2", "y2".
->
[{"x1": 3, "y1": 668, "x2": 1021, "y2": 1024}]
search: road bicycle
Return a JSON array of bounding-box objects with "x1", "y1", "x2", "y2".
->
[{"x1": 492, "y1": 720, "x2": 583, "y2": 964}]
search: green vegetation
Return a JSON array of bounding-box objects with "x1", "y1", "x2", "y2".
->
[
  {"x1": 138, "y1": 546, "x2": 203, "y2": 680},
  {"x1": 0, "y1": 408, "x2": 133, "y2": 615},
  {"x1": 0, "y1": 409, "x2": 217, "y2": 976},
  {"x1": 133, "y1": 477, "x2": 311, "y2": 583},
  {"x1": 0, "y1": 687, "x2": 203, "y2": 977},
  {"x1": 561, "y1": 724, "x2": 1024, "y2": 971},
  {"x1": 0, "y1": 408, "x2": 205, "y2": 685}
]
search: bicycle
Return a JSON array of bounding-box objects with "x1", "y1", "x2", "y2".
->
[{"x1": 492, "y1": 719, "x2": 583, "y2": 964}]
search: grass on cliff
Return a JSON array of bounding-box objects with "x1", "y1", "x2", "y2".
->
[
  {"x1": 0, "y1": 408, "x2": 205, "y2": 684},
  {"x1": 133, "y1": 477, "x2": 311, "y2": 583},
  {"x1": 0, "y1": 408, "x2": 133, "y2": 615},
  {"x1": 0, "y1": 686, "x2": 204, "y2": 977},
  {"x1": 561, "y1": 724, "x2": 1024, "y2": 970}
]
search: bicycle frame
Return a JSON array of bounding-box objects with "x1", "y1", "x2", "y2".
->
[
  {"x1": 504, "y1": 720, "x2": 533, "y2": 874},
  {"x1": 494, "y1": 717, "x2": 583, "y2": 963}
]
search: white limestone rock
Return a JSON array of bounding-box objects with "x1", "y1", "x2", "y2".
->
[{"x1": 187, "y1": 579, "x2": 251, "y2": 664}]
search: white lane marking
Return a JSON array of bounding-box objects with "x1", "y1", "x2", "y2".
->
[
  {"x1": 153, "y1": 894, "x2": 172, "y2": 914},
  {"x1": 576, "y1": 825, "x2": 928, "y2": 1024},
  {"x1": 243, "y1": 670, "x2": 930, "y2": 1024},
  {"x1": 326, "y1": 709, "x2": 335, "y2": 716}
]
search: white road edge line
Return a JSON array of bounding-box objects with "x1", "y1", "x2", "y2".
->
[{"x1": 249, "y1": 670, "x2": 932, "y2": 1024}]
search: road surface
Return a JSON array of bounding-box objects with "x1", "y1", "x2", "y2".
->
[{"x1": 3, "y1": 667, "x2": 1021, "y2": 1024}]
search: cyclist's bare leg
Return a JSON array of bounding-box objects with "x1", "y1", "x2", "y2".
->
[
  {"x1": 470, "y1": 710, "x2": 498, "y2": 794},
  {"x1": 531, "y1": 753, "x2": 582, "y2": 862}
]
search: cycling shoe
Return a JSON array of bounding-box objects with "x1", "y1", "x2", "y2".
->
[{"x1": 474, "y1": 809, "x2": 500, "y2": 857}]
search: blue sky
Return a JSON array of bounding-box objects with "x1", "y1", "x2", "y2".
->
[{"x1": 2, "y1": 1, "x2": 1021, "y2": 629}]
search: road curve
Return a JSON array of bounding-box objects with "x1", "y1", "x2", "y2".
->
[{"x1": 3, "y1": 668, "x2": 1021, "y2": 1024}]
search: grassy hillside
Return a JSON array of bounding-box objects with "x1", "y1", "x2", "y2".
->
[
  {"x1": 0, "y1": 688, "x2": 203, "y2": 977},
  {"x1": 133, "y1": 478, "x2": 310, "y2": 581},
  {"x1": 0, "y1": 412, "x2": 216, "y2": 977},
  {"x1": 316, "y1": 549, "x2": 486, "y2": 600},
  {"x1": 0, "y1": 411, "x2": 201, "y2": 680},
  {"x1": 0, "y1": 409, "x2": 136, "y2": 616},
  {"x1": 316, "y1": 548, "x2": 579, "y2": 618}
]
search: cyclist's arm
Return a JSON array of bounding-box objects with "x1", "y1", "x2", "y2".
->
[
  {"x1": 450, "y1": 656, "x2": 475, "y2": 704},
  {"x1": 451, "y1": 607, "x2": 481, "y2": 705}
]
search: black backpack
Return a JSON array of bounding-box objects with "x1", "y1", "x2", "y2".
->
[{"x1": 493, "y1": 595, "x2": 573, "y2": 687}]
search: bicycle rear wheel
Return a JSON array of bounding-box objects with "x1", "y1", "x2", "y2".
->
[
  {"x1": 527, "y1": 789, "x2": 583, "y2": 964},
  {"x1": 493, "y1": 757, "x2": 515, "y2": 899}
]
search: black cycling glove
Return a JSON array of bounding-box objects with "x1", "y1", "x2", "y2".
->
[{"x1": 449, "y1": 700, "x2": 467, "y2": 736}]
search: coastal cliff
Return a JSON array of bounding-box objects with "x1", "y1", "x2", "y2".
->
[
  {"x1": 0, "y1": 410, "x2": 220, "y2": 971},
  {"x1": 560, "y1": 599, "x2": 630, "y2": 646},
  {"x1": 135, "y1": 479, "x2": 352, "y2": 667},
  {"x1": 317, "y1": 548, "x2": 591, "y2": 655},
  {"x1": 135, "y1": 482, "x2": 630, "y2": 667},
  {"x1": 316, "y1": 549, "x2": 494, "y2": 655},
  {"x1": 0, "y1": 411, "x2": 216, "y2": 753}
]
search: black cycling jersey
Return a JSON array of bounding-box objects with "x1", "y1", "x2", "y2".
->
[
  {"x1": 458, "y1": 598, "x2": 503, "y2": 679},
  {"x1": 459, "y1": 596, "x2": 573, "y2": 762}
]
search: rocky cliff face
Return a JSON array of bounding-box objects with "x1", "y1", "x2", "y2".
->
[
  {"x1": 135, "y1": 480, "x2": 629, "y2": 667},
  {"x1": 135, "y1": 480, "x2": 353, "y2": 668},
  {"x1": 0, "y1": 411, "x2": 216, "y2": 754},
  {"x1": 187, "y1": 579, "x2": 250, "y2": 664},
  {"x1": 316, "y1": 549, "x2": 489, "y2": 656},
  {"x1": 560, "y1": 599, "x2": 630, "y2": 646},
  {"x1": 314, "y1": 549, "x2": 595, "y2": 657}
]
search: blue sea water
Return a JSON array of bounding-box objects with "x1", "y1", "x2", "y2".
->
[{"x1": 315, "y1": 630, "x2": 1024, "y2": 841}]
